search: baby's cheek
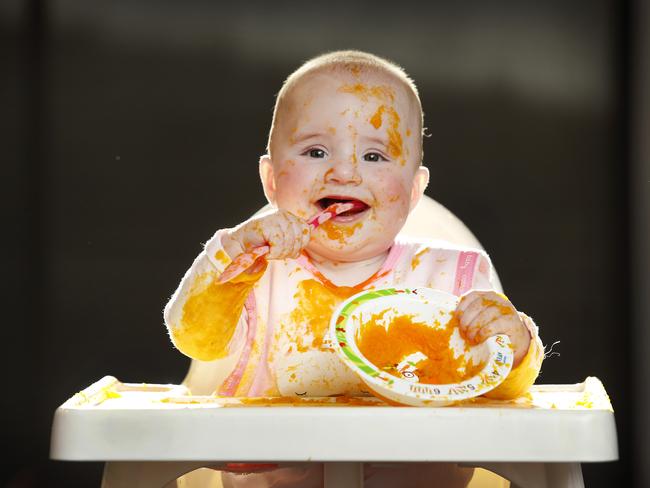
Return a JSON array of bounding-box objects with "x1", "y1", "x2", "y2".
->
[
  {"x1": 373, "y1": 172, "x2": 410, "y2": 212},
  {"x1": 275, "y1": 163, "x2": 305, "y2": 195}
]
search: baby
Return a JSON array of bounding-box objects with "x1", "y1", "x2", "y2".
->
[{"x1": 165, "y1": 50, "x2": 544, "y2": 488}]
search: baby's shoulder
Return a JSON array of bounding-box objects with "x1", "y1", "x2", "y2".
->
[
  {"x1": 394, "y1": 235, "x2": 490, "y2": 261},
  {"x1": 392, "y1": 236, "x2": 493, "y2": 291}
]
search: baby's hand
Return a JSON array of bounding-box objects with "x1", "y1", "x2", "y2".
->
[
  {"x1": 222, "y1": 209, "x2": 311, "y2": 262},
  {"x1": 455, "y1": 290, "x2": 531, "y2": 366}
]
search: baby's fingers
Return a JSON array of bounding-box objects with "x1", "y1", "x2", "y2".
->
[
  {"x1": 461, "y1": 306, "x2": 504, "y2": 343},
  {"x1": 455, "y1": 292, "x2": 485, "y2": 331},
  {"x1": 473, "y1": 314, "x2": 531, "y2": 364},
  {"x1": 472, "y1": 315, "x2": 516, "y2": 344},
  {"x1": 265, "y1": 218, "x2": 293, "y2": 259},
  {"x1": 456, "y1": 291, "x2": 515, "y2": 341},
  {"x1": 288, "y1": 219, "x2": 310, "y2": 258}
]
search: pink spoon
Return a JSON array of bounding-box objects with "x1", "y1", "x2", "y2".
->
[{"x1": 216, "y1": 201, "x2": 365, "y2": 284}]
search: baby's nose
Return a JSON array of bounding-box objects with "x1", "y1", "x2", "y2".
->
[{"x1": 324, "y1": 158, "x2": 361, "y2": 185}]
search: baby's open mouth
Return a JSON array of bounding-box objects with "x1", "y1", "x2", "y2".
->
[{"x1": 316, "y1": 196, "x2": 370, "y2": 217}]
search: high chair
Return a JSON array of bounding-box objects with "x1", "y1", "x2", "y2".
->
[{"x1": 50, "y1": 196, "x2": 617, "y2": 488}]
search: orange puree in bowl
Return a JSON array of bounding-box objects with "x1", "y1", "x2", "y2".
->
[{"x1": 356, "y1": 313, "x2": 483, "y2": 384}]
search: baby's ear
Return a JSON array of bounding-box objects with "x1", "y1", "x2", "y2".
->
[
  {"x1": 259, "y1": 155, "x2": 277, "y2": 205},
  {"x1": 409, "y1": 165, "x2": 429, "y2": 212}
]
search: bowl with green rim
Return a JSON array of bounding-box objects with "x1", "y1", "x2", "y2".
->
[{"x1": 329, "y1": 287, "x2": 513, "y2": 407}]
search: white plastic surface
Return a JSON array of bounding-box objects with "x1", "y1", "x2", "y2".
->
[{"x1": 51, "y1": 376, "x2": 618, "y2": 464}]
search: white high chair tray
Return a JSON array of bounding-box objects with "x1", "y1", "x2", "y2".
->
[{"x1": 50, "y1": 376, "x2": 617, "y2": 463}]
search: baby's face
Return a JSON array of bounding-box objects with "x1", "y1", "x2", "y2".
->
[{"x1": 262, "y1": 70, "x2": 427, "y2": 262}]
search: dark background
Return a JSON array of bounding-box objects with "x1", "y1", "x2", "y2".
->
[{"x1": 3, "y1": 0, "x2": 649, "y2": 486}]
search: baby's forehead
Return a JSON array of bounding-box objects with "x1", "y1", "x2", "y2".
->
[
  {"x1": 287, "y1": 70, "x2": 410, "y2": 106},
  {"x1": 282, "y1": 70, "x2": 418, "y2": 127}
]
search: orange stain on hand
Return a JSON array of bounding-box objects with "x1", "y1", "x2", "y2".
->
[
  {"x1": 356, "y1": 313, "x2": 483, "y2": 384},
  {"x1": 481, "y1": 298, "x2": 515, "y2": 316}
]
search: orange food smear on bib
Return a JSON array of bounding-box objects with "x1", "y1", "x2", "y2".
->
[
  {"x1": 286, "y1": 261, "x2": 390, "y2": 352},
  {"x1": 356, "y1": 313, "x2": 483, "y2": 384},
  {"x1": 290, "y1": 279, "x2": 353, "y2": 351}
]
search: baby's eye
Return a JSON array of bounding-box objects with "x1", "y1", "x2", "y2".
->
[
  {"x1": 363, "y1": 152, "x2": 388, "y2": 162},
  {"x1": 303, "y1": 148, "x2": 327, "y2": 159}
]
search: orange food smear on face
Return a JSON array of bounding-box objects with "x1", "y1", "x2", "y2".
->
[
  {"x1": 384, "y1": 106, "x2": 404, "y2": 164},
  {"x1": 319, "y1": 220, "x2": 362, "y2": 243},
  {"x1": 339, "y1": 83, "x2": 395, "y2": 103},
  {"x1": 289, "y1": 127, "x2": 298, "y2": 145},
  {"x1": 368, "y1": 105, "x2": 404, "y2": 165},
  {"x1": 356, "y1": 313, "x2": 483, "y2": 384},
  {"x1": 370, "y1": 106, "x2": 385, "y2": 129},
  {"x1": 176, "y1": 267, "x2": 266, "y2": 361},
  {"x1": 339, "y1": 82, "x2": 406, "y2": 165}
]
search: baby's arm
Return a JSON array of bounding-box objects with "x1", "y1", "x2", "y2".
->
[
  {"x1": 163, "y1": 229, "x2": 264, "y2": 361},
  {"x1": 164, "y1": 209, "x2": 310, "y2": 361},
  {"x1": 455, "y1": 255, "x2": 544, "y2": 399},
  {"x1": 484, "y1": 311, "x2": 544, "y2": 399}
]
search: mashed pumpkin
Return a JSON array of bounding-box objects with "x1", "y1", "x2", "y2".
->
[{"x1": 356, "y1": 312, "x2": 483, "y2": 384}]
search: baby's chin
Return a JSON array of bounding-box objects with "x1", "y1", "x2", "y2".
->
[{"x1": 305, "y1": 236, "x2": 395, "y2": 264}]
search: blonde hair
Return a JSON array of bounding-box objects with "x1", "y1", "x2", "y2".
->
[{"x1": 267, "y1": 50, "x2": 424, "y2": 162}]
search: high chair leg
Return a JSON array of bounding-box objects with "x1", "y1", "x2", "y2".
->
[
  {"x1": 544, "y1": 463, "x2": 584, "y2": 488},
  {"x1": 460, "y1": 462, "x2": 584, "y2": 488},
  {"x1": 324, "y1": 462, "x2": 363, "y2": 488},
  {"x1": 101, "y1": 461, "x2": 223, "y2": 488}
]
